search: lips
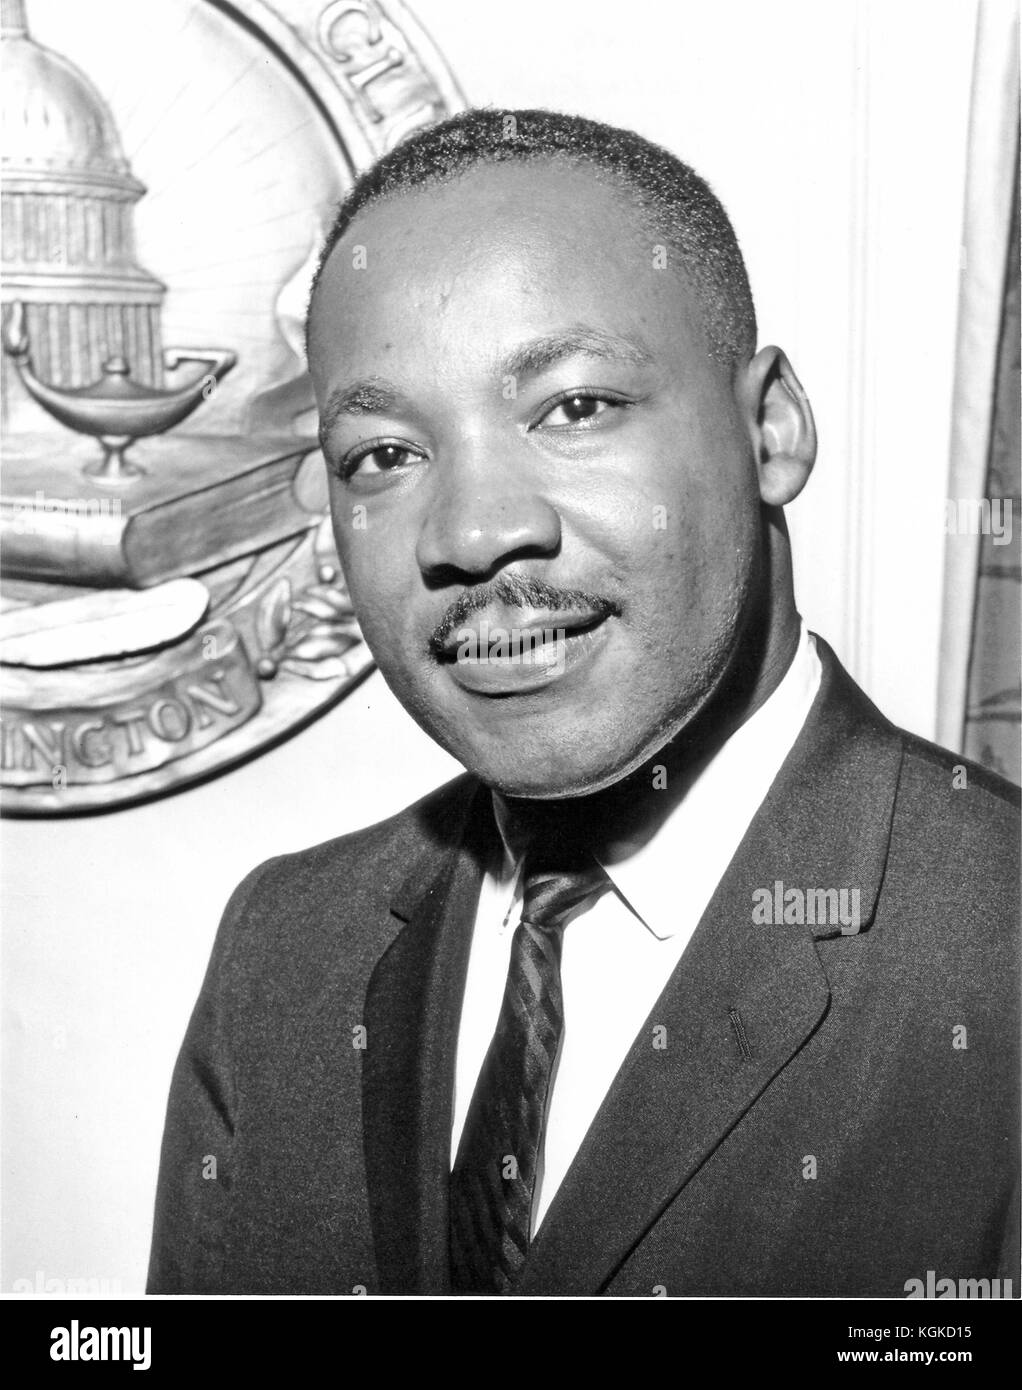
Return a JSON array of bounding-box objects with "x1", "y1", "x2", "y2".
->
[
  {"x1": 435, "y1": 606, "x2": 613, "y2": 696},
  {"x1": 434, "y1": 606, "x2": 607, "y2": 661}
]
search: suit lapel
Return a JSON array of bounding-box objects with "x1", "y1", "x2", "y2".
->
[
  {"x1": 361, "y1": 781, "x2": 494, "y2": 1293},
  {"x1": 516, "y1": 639, "x2": 904, "y2": 1294}
]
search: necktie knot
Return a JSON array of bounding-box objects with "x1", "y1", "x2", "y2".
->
[{"x1": 519, "y1": 851, "x2": 610, "y2": 935}]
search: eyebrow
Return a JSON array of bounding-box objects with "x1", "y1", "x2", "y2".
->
[
  {"x1": 317, "y1": 324, "x2": 654, "y2": 443},
  {"x1": 499, "y1": 325, "x2": 654, "y2": 380},
  {"x1": 318, "y1": 379, "x2": 406, "y2": 442}
]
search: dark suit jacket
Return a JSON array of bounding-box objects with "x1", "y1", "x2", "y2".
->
[{"x1": 147, "y1": 637, "x2": 1020, "y2": 1296}]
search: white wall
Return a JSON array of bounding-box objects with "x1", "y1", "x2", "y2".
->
[{"x1": 1, "y1": 0, "x2": 981, "y2": 1292}]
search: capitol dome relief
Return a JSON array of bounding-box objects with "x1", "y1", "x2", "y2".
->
[
  {"x1": 1, "y1": 0, "x2": 165, "y2": 427},
  {"x1": 2, "y1": 10, "x2": 137, "y2": 181}
]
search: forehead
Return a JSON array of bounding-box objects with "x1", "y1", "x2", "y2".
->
[{"x1": 307, "y1": 158, "x2": 708, "y2": 389}]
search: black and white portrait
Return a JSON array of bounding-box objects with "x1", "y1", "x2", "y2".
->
[{"x1": 1, "y1": 0, "x2": 1018, "y2": 1334}]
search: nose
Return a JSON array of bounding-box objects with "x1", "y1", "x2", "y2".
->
[{"x1": 415, "y1": 439, "x2": 561, "y2": 581}]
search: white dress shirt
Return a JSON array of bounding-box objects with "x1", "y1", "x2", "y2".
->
[{"x1": 451, "y1": 622, "x2": 822, "y2": 1230}]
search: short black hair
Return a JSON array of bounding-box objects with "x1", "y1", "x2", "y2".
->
[{"x1": 307, "y1": 107, "x2": 757, "y2": 372}]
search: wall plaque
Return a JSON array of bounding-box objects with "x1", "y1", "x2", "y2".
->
[{"x1": 0, "y1": 0, "x2": 465, "y2": 814}]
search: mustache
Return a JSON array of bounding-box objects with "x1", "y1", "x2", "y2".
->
[{"x1": 428, "y1": 572, "x2": 619, "y2": 655}]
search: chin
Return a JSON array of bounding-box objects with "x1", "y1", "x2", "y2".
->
[
  {"x1": 471, "y1": 767, "x2": 607, "y2": 800},
  {"x1": 450, "y1": 731, "x2": 647, "y2": 800}
]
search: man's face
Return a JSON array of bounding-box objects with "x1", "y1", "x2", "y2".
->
[{"x1": 308, "y1": 159, "x2": 763, "y2": 797}]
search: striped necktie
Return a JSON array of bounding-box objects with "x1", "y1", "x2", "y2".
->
[{"x1": 449, "y1": 847, "x2": 611, "y2": 1294}]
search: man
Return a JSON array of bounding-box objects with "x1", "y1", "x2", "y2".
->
[{"x1": 148, "y1": 109, "x2": 1019, "y2": 1297}]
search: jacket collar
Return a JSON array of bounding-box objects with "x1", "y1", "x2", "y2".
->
[{"x1": 361, "y1": 781, "x2": 494, "y2": 1293}]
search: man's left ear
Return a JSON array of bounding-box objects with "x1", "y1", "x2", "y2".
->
[{"x1": 737, "y1": 346, "x2": 817, "y2": 507}]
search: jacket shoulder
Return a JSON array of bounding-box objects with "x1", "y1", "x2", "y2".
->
[
  {"x1": 882, "y1": 730, "x2": 1019, "y2": 938},
  {"x1": 255, "y1": 770, "x2": 481, "y2": 901},
  {"x1": 896, "y1": 730, "x2": 1019, "y2": 847},
  {"x1": 207, "y1": 772, "x2": 481, "y2": 1004},
  {"x1": 899, "y1": 730, "x2": 1019, "y2": 810}
]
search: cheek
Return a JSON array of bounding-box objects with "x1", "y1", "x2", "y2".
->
[
  {"x1": 644, "y1": 428, "x2": 757, "y2": 598},
  {"x1": 562, "y1": 436, "x2": 753, "y2": 602},
  {"x1": 331, "y1": 507, "x2": 417, "y2": 649}
]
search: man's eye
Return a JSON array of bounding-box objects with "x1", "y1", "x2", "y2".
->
[
  {"x1": 537, "y1": 393, "x2": 622, "y2": 428},
  {"x1": 341, "y1": 441, "x2": 422, "y2": 478}
]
